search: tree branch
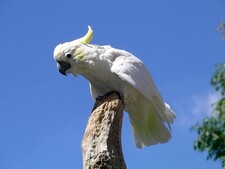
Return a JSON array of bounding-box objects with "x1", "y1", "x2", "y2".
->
[{"x1": 81, "y1": 91, "x2": 126, "y2": 169}]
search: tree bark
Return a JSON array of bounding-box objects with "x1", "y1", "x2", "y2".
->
[{"x1": 81, "y1": 91, "x2": 126, "y2": 169}]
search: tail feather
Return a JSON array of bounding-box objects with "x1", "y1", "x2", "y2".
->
[
  {"x1": 164, "y1": 102, "x2": 176, "y2": 123},
  {"x1": 129, "y1": 110, "x2": 171, "y2": 148},
  {"x1": 128, "y1": 103, "x2": 175, "y2": 148}
]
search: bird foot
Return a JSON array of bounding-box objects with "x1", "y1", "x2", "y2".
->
[{"x1": 96, "y1": 90, "x2": 125, "y2": 105}]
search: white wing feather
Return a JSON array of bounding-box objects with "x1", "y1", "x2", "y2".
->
[{"x1": 110, "y1": 49, "x2": 176, "y2": 148}]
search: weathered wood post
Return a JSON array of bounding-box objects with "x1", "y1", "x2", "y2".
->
[{"x1": 81, "y1": 91, "x2": 126, "y2": 169}]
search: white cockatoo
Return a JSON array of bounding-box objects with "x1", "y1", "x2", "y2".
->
[{"x1": 54, "y1": 26, "x2": 176, "y2": 148}]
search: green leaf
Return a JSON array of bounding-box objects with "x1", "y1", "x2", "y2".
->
[{"x1": 192, "y1": 63, "x2": 225, "y2": 167}]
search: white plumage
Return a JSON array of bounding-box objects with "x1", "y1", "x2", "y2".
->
[{"x1": 54, "y1": 26, "x2": 176, "y2": 148}]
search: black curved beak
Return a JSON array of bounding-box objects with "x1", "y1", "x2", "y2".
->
[{"x1": 57, "y1": 61, "x2": 71, "y2": 76}]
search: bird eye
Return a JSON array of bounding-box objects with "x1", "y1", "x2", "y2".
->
[{"x1": 66, "y1": 53, "x2": 72, "y2": 58}]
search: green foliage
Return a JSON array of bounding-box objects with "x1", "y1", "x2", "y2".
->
[
  {"x1": 192, "y1": 64, "x2": 225, "y2": 168},
  {"x1": 211, "y1": 63, "x2": 225, "y2": 96},
  {"x1": 217, "y1": 21, "x2": 225, "y2": 38}
]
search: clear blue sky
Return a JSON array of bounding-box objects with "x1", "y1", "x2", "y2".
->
[{"x1": 0, "y1": 0, "x2": 225, "y2": 169}]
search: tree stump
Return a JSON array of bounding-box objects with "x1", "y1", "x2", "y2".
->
[{"x1": 81, "y1": 91, "x2": 126, "y2": 169}]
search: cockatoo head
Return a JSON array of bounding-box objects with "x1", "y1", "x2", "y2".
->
[{"x1": 54, "y1": 26, "x2": 93, "y2": 76}]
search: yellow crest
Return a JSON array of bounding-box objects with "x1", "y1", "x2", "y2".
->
[{"x1": 78, "y1": 26, "x2": 93, "y2": 44}]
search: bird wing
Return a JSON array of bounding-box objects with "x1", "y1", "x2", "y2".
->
[{"x1": 110, "y1": 50, "x2": 170, "y2": 123}]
